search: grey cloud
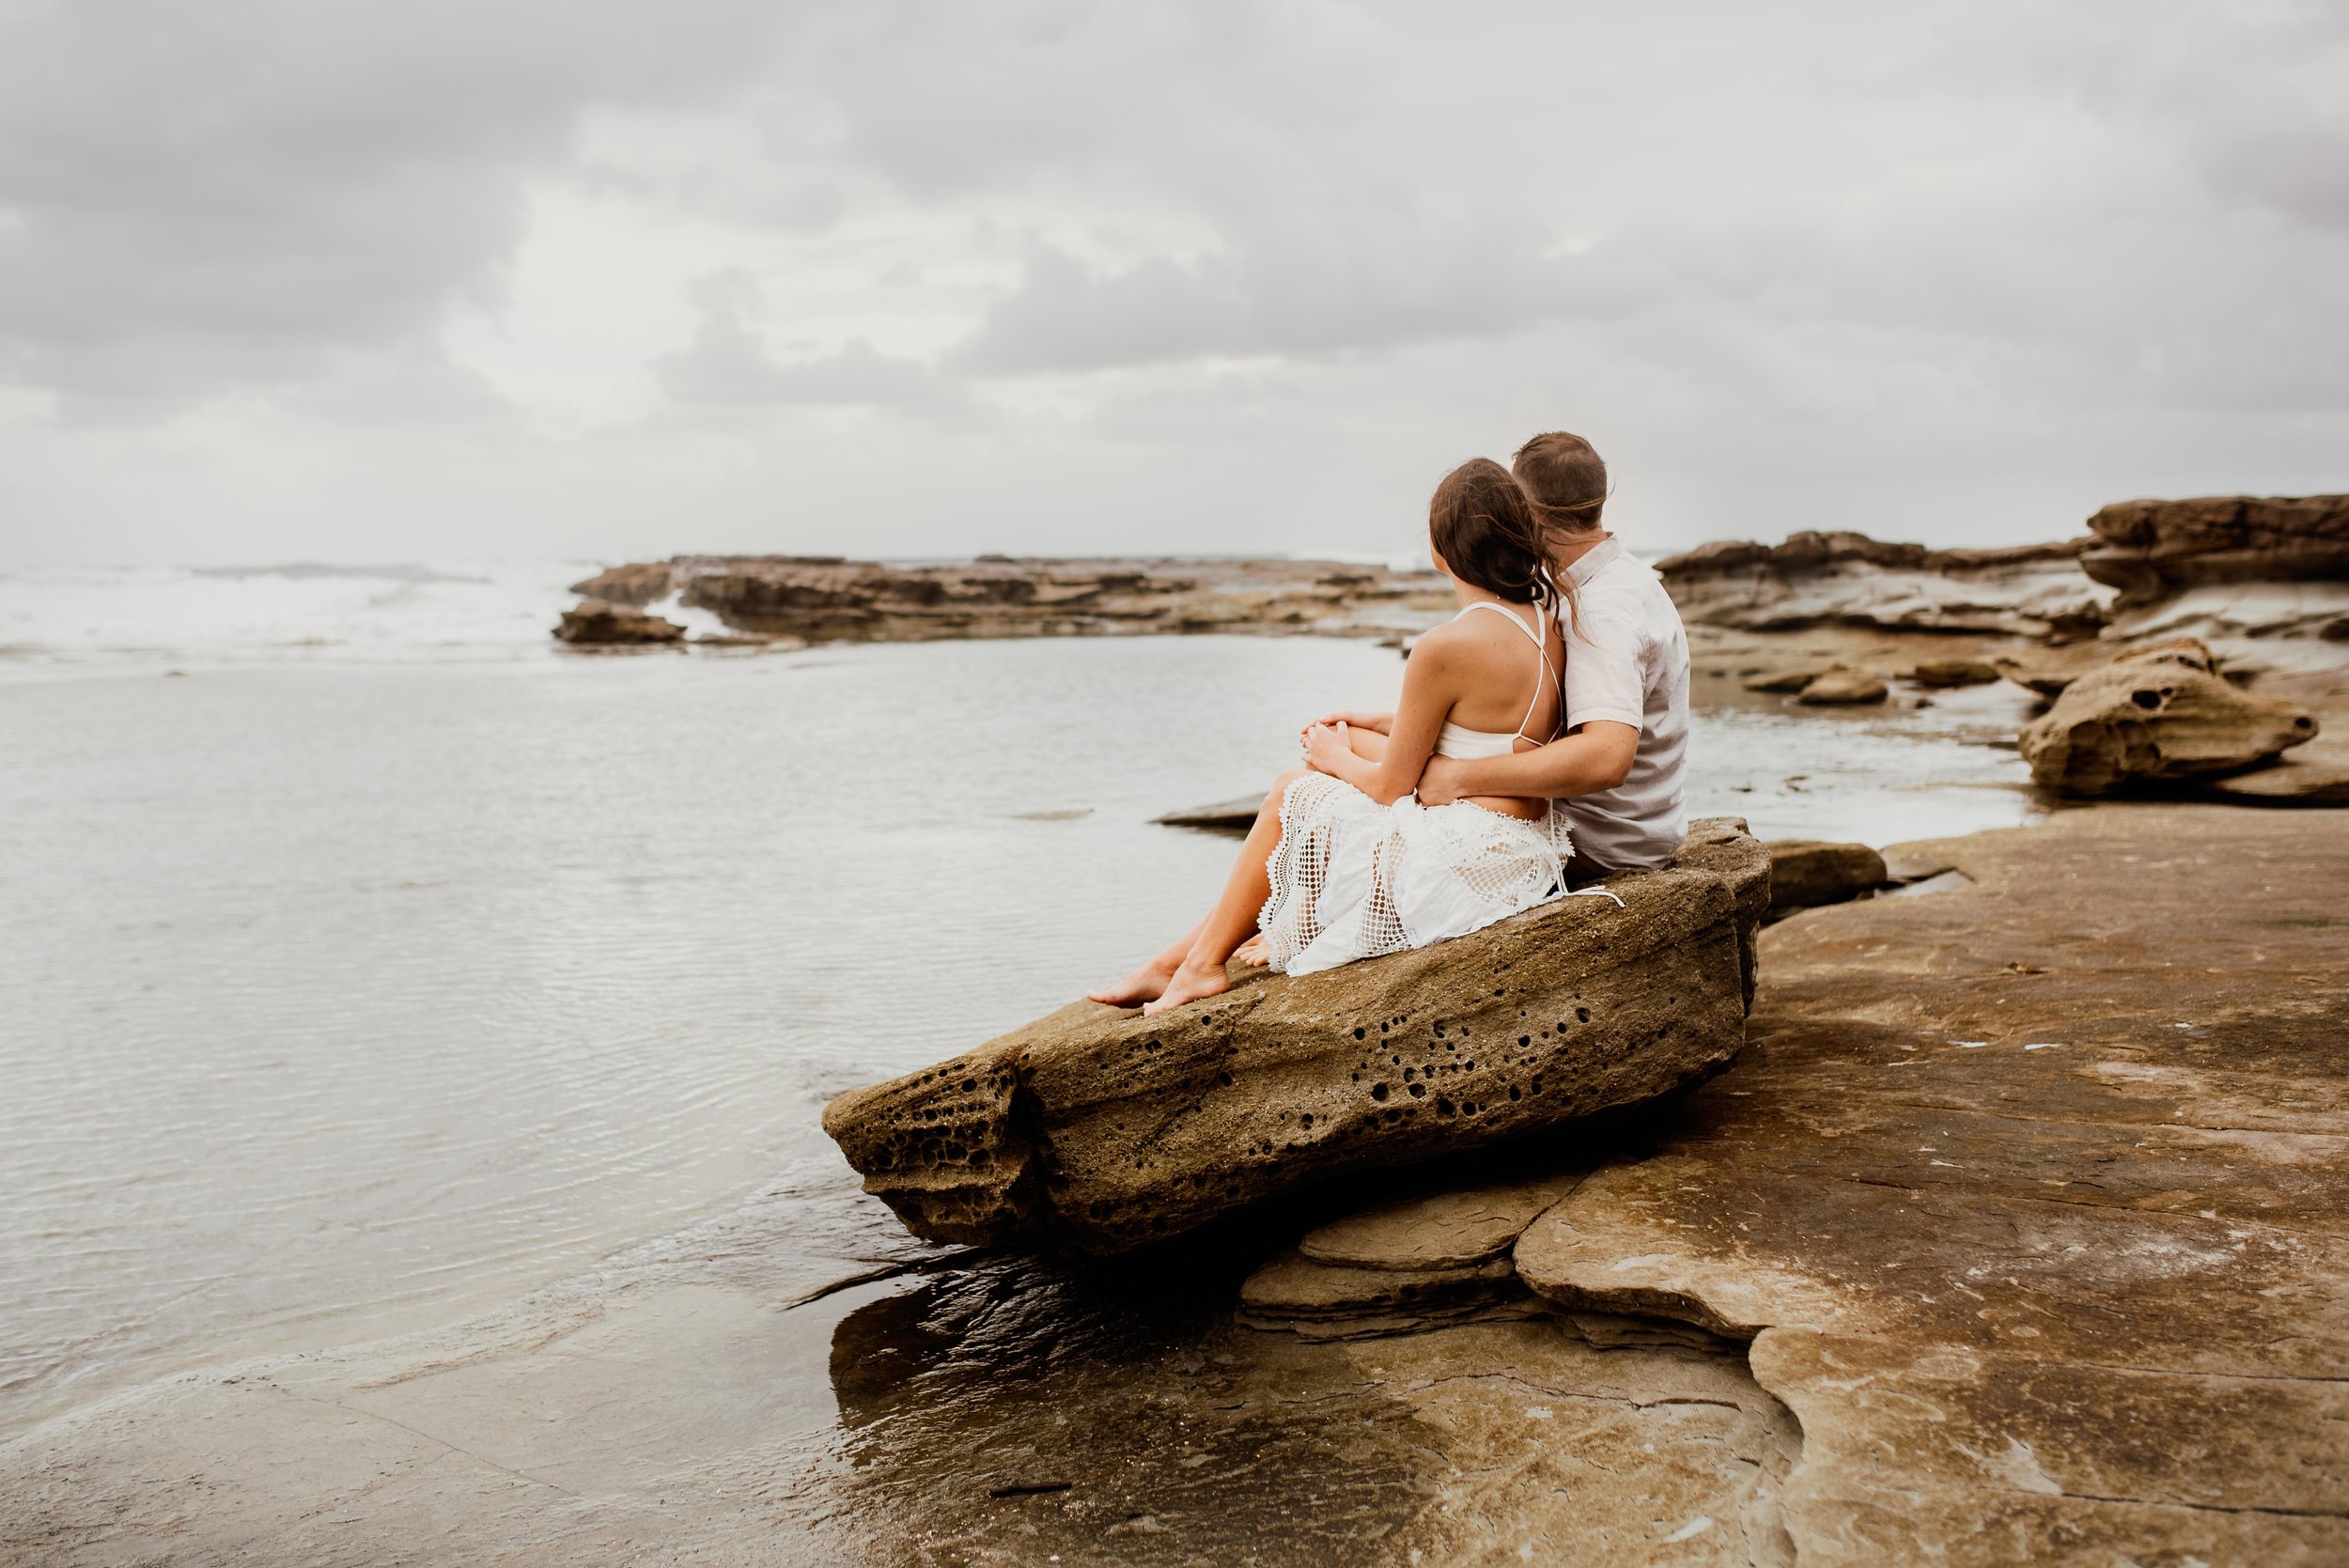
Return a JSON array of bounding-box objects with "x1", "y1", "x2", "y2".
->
[
  {"x1": 661, "y1": 275, "x2": 969, "y2": 411},
  {"x1": 0, "y1": 0, "x2": 788, "y2": 411}
]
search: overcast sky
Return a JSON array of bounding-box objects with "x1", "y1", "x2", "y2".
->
[{"x1": 0, "y1": 0, "x2": 2343, "y2": 567}]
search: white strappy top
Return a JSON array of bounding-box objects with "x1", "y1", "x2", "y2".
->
[{"x1": 1433, "y1": 600, "x2": 1562, "y2": 760}]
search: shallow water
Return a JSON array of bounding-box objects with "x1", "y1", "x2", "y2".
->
[{"x1": 0, "y1": 584, "x2": 2039, "y2": 1439}]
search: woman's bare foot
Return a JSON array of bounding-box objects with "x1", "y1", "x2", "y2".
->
[
  {"x1": 1088, "y1": 955, "x2": 1179, "y2": 1008},
  {"x1": 1142, "y1": 957, "x2": 1231, "y2": 1015},
  {"x1": 1233, "y1": 933, "x2": 1270, "y2": 967}
]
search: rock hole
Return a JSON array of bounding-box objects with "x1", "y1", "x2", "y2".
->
[
  {"x1": 1371, "y1": 1081, "x2": 1390, "y2": 1101},
  {"x1": 1577, "y1": 1006, "x2": 1592, "y2": 1023},
  {"x1": 2130, "y1": 688, "x2": 2163, "y2": 710},
  {"x1": 1408, "y1": 1082, "x2": 1426, "y2": 1098},
  {"x1": 1519, "y1": 1034, "x2": 1532, "y2": 1048},
  {"x1": 1435, "y1": 1096, "x2": 1455, "y2": 1116},
  {"x1": 1508, "y1": 1085, "x2": 1521, "y2": 1101},
  {"x1": 1353, "y1": 1026, "x2": 1367, "y2": 1039}
]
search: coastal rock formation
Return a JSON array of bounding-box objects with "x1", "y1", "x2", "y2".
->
[
  {"x1": 1909, "y1": 658, "x2": 2000, "y2": 687},
  {"x1": 822, "y1": 819, "x2": 1770, "y2": 1254},
  {"x1": 1764, "y1": 840, "x2": 1887, "y2": 917},
  {"x1": 1237, "y1": 1167, "x2": 1587, "y2": 1338},
  {"x1": 1657, "y1": 532, "x2": 2112, "y2": 641},
  {"x1": 1150, "y1": 794, "x2": 1265, "y2": 835},
  {"x1": 2019, "y1": 640, "x2": 2317, "y2": 795},
  {"x1": 568, "y1": 562, "x2": 674, "y2": 606},
  {"x1": 552, "y1": 598, "x2": 687, "y2": 646},
  {"x1": 1509, "y1": 804, "x2": 2349, "y2": 1566},
  {"x1": 2082, "y1": 493, "x2": 2349, "y2": 606},
  {"x1": 1792, "y1": 670, "x2": 1888, "y2": 705},
  {"x1": 1741, "y1": 662, "x2": 1847, "y2": 693},
  {"x1": 554, "y1": 554, "x2": 1452, "y2": 647}
]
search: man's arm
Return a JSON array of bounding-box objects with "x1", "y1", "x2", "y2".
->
[{"x1": 1415, "y1": 722, "x2": 1638, "y2": 805}]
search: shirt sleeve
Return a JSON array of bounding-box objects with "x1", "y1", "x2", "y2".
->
[{"x1": 1562, "y1": 606, "x2": 1646, "y2": 733}]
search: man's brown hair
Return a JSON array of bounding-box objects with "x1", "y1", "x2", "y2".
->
[{"x1": 1511, "y1": 431, "x2": 1609, "y2": 539}]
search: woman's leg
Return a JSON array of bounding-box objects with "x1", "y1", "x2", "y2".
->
[
  {"x1": 1086, "y1": 917, "x2": 1206, "y2": 1006},
  {"x1": 1092, "y1": 770, "x2": 1303, "y2": 1009},
  {"x1": 1143, "y1": 770, "x2": 1305, "y2": 1014}
]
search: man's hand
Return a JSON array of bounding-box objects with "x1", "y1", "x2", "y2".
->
[{"x1": 1416, "y1": 753, "x2": 1470, "y2": 805}]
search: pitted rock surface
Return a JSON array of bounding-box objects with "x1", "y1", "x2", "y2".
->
[
  {"x1": 823, "y1": 819, "x2": 1768, "y2": 1253},
  {"x1": 2019, "y1": 639, "x2": 2317, "y2": 794}
]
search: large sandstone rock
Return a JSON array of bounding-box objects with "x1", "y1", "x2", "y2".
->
[
  {"x1": 2018, "y1": 639, "x2": 2317, "y2": 795},
  {"x1": 1657, "y1": 532, "x2": 2112, "y2": 641},
  {"x1": 552, "y1": 598, "x2": 687, "y2": 645},
  {"x1": 2082, "y1": 493, "x2": 2349, "y2": 606},
  {"x1": 822, "y1": 819, "x2": 1770, "y2": 1254}
]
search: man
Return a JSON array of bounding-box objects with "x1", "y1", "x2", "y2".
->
[{"x1": 1416, "y1": 430, "x2": 1690, "y2": 877}]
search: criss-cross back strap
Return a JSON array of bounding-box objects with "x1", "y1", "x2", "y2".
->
[{"x1": 1453, "y1": 600, "x2": 1560, "y2": 744}]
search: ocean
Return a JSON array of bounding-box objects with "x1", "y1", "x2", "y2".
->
[{"x1": 0, "y1": 561, "x2": 2040, "y2": 1439}]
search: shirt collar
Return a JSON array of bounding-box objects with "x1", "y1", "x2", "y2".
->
[{"x1": 1563, "y1": 534, "x2": 1623, "y2": 588}]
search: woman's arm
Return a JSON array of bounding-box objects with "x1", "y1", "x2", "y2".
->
[
  {"x1": 1304, "y1": 707, "x2": 1394, "y2": 736},
  {"x1": 1302, "y1": 635, "x2": 1458, "y2": 804}
]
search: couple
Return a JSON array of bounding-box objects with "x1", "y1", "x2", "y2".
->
[{"x1": 1095, "y1": 430, "x2": 1693, "y2": 1016}]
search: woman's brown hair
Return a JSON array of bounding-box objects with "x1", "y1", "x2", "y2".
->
[{"x1": 1428, "y1": 458, "x2": 1578, "y2": 629}]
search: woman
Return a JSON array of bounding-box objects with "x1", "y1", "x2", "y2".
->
[{"x1": 1091, "y1": 458, "x2": 1580, "y2": 1015}]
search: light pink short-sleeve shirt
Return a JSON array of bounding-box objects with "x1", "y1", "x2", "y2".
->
[{"x1": 1554, "y1": 536, "x2": 1690, "y2": 870}]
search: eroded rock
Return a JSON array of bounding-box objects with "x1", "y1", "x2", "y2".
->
[
  {"x1": 2082, "y1": 493, "x2": 2349, "y2": 607},
  {"x1": 561, "y1": 553, "x2": 1455, "y2": 645},
  {"x1": 552, "y1": 598, "x2": 688, "y2": 645},
  {"x1": 568, "y1": 562, "x2": 675, "y2": 606},
  {"x1": 1765, "y1": 840, "x2": 1887, "y2": 917},
  {"x1": 1794, "y1": 671, "x2": 1889, "y2": 706},
  {"x1": 823, "y1": 819, "x2": 1769, "y2": 1253},
  {"x1": 2018, "y1": 640, "x2": 2317, "y2": 795},
  {"x1": 1741, "y1": 663, "x2": 1848, "y2": 693},
  {"x1": 1658, "y1": 532, "x2": 2111, "y2": 641},
  {"x1": 1909, "y1": 659, "x2": 2000, "y2": 687}
]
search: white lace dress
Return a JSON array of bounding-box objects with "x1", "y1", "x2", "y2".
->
[
  {"x1": 1256, "y1": 599, "x2": 1581, "y2": 978},
  {"x1": 1257, "y1": 777, "x2": 1576, "y2": 976}
]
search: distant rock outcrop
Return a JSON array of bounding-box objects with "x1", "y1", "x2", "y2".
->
[
  {"x1": 2081, "y1": 494, "x2": 2349, "y2": 607},
  {"x1": 2018, "y1": 640, "x2": 2317, "y2": 795},
  {"x1": 553, "y1": 554, "x2": 1451, "y2": 648},
  {"x1": 552, "y1": 598, "x2": 687, "y2": 646},
  {"x1": 568, "y1": 563, "x2": 675, "y2": 607},
  {"x1": 1656, "y1": 532, "x2": 2111, "y2": 642},
  {"x1": 822, "y1": 819, "x2": 1770, "y2": 1254}
]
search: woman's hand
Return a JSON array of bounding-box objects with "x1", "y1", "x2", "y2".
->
[
  {"x1": 1301, "y1": 722, "x2": 1357, "y2": 777},
  {"x1": 1303, "y1": 708, "x2": 1392, "y2": 738}
]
